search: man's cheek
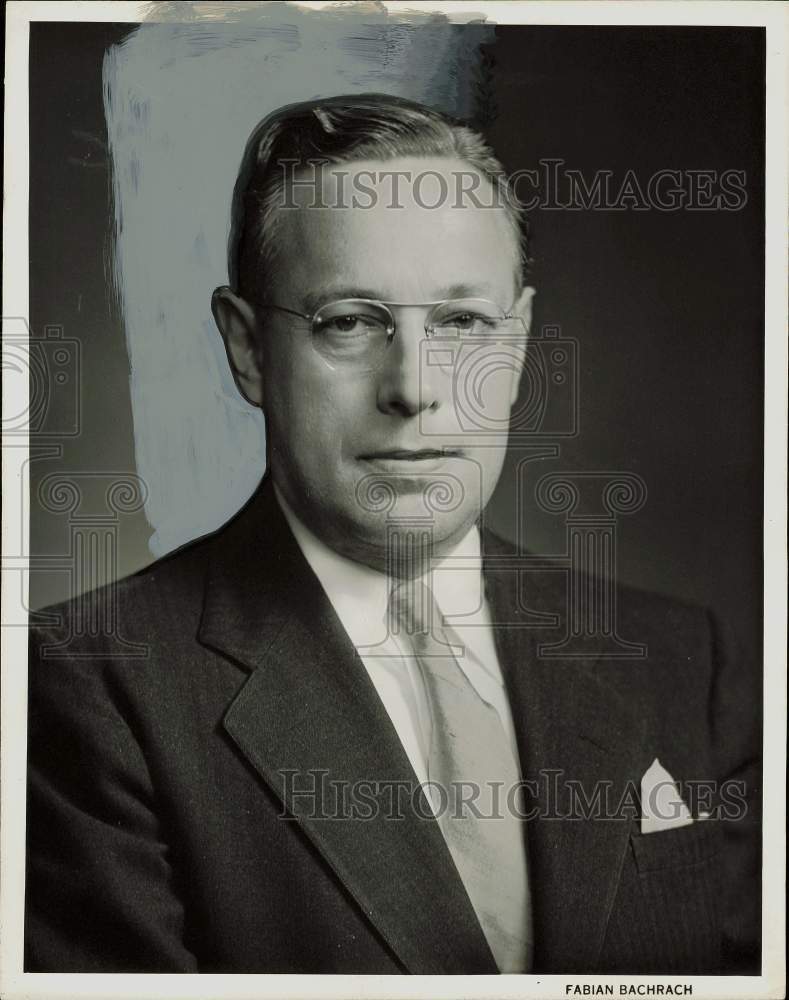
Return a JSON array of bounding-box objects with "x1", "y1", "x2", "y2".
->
[{"x1": 447, "y1": 353, "x2": 519, "y2": 427}]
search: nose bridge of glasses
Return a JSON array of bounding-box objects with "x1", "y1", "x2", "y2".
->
[
  {"x1": 377, "y1": 305, "x2": 431, "y2": 377},
  {"x1": 379, "y1": 304, "x2": 445, "y2": 394},
  {"x1": 385, "y1": 301, "x2": 452, "y2": 339},
  {"x1": 383, "y1": 302, "x2": 441, "y2": 341}
]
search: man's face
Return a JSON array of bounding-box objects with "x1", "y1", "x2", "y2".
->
[{"x1": 242, "y1": 156, "x2": 532, "y2": 570}]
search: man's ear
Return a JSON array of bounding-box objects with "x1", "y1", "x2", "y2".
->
[
  {"x1": 211, "y1": 286, "x2": 264, "y2": 406},
  {"x1": 509, "y1": 285, "x2": 536, "y2": 406}
]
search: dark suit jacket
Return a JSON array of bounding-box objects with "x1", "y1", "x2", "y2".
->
[{"x1": 25, "y1": 478, "x2": 761, "y2": 974}]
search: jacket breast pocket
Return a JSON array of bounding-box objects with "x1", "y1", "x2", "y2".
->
[
  {"x1": 630, "y1": 817, "x2": 723, "y2": 874},
  {"x1": 599, "y1": 821, "x2": 726, "y2": 974}
]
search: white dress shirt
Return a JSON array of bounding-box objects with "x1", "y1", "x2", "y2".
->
[{"x1": 274, "y1": 487, "x2": 521, "y2": 798}]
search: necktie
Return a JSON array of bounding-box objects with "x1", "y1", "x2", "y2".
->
[{"x1": 390, "y1": 580, "x2": 533, "y2": 973}]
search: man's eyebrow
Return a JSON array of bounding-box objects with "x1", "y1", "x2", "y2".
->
[
  {"x1": 302, "y1": 287, "x2": 383, "y2": 313},
  {"x1": 302, "y1": 282, "x2": 502, "y2": 313}
]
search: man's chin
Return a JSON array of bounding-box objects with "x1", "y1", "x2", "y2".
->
[
  {"x1": 331, "y1": 502, "x2": 480, "y2": 577},
  {"x1": 352, "y1": 466, "x2": 480, "y2": 523}
]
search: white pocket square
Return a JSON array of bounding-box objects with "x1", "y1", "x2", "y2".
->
[{"x1": 640, "y1": 758, "x2": 695, "y2": 834}]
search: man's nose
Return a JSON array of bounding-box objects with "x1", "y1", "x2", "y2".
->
[{"x1": 375, "y1": 312, "x2": 442, "y2": 417}]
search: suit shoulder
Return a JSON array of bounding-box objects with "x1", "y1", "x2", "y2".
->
[
  {"x1": 29, "y1": 527, "x2": 218, "y2": 661},
  {"x1": 616, "y1": 578, "x2": 711, "y2": 640},
  {"x1": 482, "y1": 525, "x2": 711, "y2": 637}
]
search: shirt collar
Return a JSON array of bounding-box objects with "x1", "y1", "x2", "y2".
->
[{"x1": 273, "y1": 484, "x2": 485, "y2": 648}]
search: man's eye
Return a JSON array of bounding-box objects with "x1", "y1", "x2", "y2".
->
[
  {"x1": 443, "y1": 312, "x2": 490, "y2": 331},
  {"x1": 319, "y1": 314, "x2": 385, "y2": 336},
  {"x1": 331, "y1": 315, "x2": 361, "y2": 333},
  {"x1": 316, "y1": 315, "x2": 364, "y2": 335}
]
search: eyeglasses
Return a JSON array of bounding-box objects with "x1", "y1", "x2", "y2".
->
[{"x1": 261, "y1": 298, "x2": 526, "y2": 372}]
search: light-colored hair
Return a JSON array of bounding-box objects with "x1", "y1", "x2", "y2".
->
[{"x1": 228, "y1": 93, "x2": 530, "y2": 304}]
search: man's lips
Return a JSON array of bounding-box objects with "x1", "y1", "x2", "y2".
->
[{"x1": 358, "y1": 449, "x2": 463, "y2": 461}]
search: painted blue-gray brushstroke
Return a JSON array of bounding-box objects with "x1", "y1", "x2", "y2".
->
[{"x1": 104, "y1": 5, "x2": 494, "y2": 555}]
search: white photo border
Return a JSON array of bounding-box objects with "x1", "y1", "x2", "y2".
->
[{"x1": 2, "y1": 2, "x2": 785, "y2": 998}]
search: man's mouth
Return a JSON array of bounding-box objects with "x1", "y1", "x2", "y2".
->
[{"x1": 359, "y1": 448, "x2": 462, "y2": 461}]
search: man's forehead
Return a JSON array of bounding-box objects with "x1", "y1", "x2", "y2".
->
[
  {"x1": 273, "y1": 155, "x2": 519, "y2": 300},
  {"x1": 286, "y1": 154, "x2": 498, "y2": 206}
]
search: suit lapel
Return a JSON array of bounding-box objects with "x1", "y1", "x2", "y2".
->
[
  {"x1": 483, "y1": 539, "x2": 648, "y2": 972},
  {"x1": 199, "y1": 482, "x2": 497, "y2": 974},
  {"x1": 199, "y1": 486, "x2": 647, "y2": 974}
]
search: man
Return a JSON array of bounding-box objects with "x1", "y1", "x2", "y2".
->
[{"x1": 26, "y1": 94, "x2": 760, "y2": 974}]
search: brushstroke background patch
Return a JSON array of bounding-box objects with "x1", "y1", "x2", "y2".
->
[{"x1": 103, "y1": 8, "x2": 495, "y2": 555}]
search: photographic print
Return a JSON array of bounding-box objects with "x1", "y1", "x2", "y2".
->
[{"x1": 2, "y1": 3, "x2": 785, "y2": 998}]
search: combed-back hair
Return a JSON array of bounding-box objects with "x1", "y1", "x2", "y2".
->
[{"x1": 228, "y1": 93, "x2": 530, "y2": 304}]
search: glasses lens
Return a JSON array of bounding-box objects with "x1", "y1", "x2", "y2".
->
[
  {"x1": 311, "y1": 299, "x2": 392, "y2": 369},
  {"x1": 428, "y1": 298, "x2": 509, "y2": 337}
]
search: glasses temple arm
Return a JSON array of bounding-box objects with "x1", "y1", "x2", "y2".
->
[{"x1": 260, "y1": 303, "x2": 314, "y2": 322}]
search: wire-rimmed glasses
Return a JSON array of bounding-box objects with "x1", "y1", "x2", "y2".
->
[{"x1": 261, "y1": 298, "x2": 526, "y2": 372}]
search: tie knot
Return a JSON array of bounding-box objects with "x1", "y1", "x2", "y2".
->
[{"x1": 389, "y1": 579, "x2": 438, "y2": 640}]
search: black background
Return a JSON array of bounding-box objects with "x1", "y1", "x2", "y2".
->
[{"x1": 29, "y1": 23, "x2": 764, "y2": 678}]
